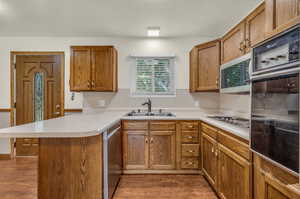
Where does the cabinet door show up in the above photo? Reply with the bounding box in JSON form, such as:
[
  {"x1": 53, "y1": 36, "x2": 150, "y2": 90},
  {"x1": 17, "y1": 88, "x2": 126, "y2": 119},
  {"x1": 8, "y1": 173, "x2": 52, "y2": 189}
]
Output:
[
  {"x1": 264, "y1": 173, "x2": 293, "y2": 199},
  {"x1": 189, "y1": 47, "x2": 198, "y2": 92},
  {"x1": 123, "y1": 131, "x2": 149, "y2": 170},
  {"x1": 92, "y1": 47, "x2": 117, "y2": 91},
  {"x1": 266, "y1": 0, "x2": 300, "y2": 34},
  {"x1": 70, "y1": 47, "x2": 92, "y2": 91},
  {"x1": 149, "y1": 131, "x2": 176, "y2": 170},
  {"x1": 221, "y1": 22, "x2": 246, "y2": 64},
  {"x1": 196, "y1": 40, "x2": 220, "y2": 91},
  {"x1": 201, "y1": 133, "x2": 218, "y2": 190},
  {"x1": 218, "y1": 144, "x2": 251, "y2": 199},
  {"x1": 245, "y1": 3, "x2": 266, "y2": 52}
]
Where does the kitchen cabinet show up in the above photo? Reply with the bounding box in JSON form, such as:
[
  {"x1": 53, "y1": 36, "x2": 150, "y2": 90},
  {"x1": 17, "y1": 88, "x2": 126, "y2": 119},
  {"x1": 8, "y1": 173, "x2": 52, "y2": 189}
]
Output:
[
  {"x1": 253, "y1": 154, "x2": 299, "y2": 199},
  {"x1": 218, "y1": 144, "x2": 251, "y2": 199},
  {"x1": 123, "y1": 120, "x2": 201, "y2": 173},
  {"x1": 177, "y1": 121, "x2": 201, "y2": 170},
  {"x1": 245, "y1": 2, "x2": 266, "y2": 52},
  {"x1": 201, "y1": 123, "x2": 252, "y2": 198},
  {"x1": 123, "y1": 130, "x2": 149, "y2": 170},
  {"x1": 149, "y1": 130, "x2": 176, "y2": 170},
  {"x1": 221, "y1": 2, "x2": 266, "y2": 63},
  {"x1": 265, "y1": 0, "x2": 300, "y2": 37},
  {"x1": 189, "y1": 40, "x2": 220, "y2": 92},
  {"x1": 70, "y1": 46, "x2": 118, "y2": 92},
  {"x1": 202, "y1": 133, "x2": 218, "y2": 190},
  {"x1": 221, "y1": 22, "x2": 246, "y2": 64},
  {"x1": 123, "y1": 121, "x2": 177, "y2": 172}
]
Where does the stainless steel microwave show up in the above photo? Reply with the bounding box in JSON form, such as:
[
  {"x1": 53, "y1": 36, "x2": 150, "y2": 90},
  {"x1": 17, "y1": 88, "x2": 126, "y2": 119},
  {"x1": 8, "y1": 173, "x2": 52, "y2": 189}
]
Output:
[{"x1": 220, "y1": 53, "x2": 251, "y2": 93}]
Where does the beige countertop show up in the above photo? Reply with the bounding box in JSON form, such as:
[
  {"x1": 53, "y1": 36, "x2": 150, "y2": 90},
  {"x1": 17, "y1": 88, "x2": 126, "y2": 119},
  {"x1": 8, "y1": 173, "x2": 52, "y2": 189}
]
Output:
[{"x1": 0, "y1": 110, "x2": 250, "y2": 140}]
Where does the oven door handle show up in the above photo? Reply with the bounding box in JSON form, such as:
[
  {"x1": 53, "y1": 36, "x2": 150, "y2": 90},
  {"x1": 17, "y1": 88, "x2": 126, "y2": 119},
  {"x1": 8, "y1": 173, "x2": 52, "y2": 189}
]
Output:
[
  {"x1": 275, "y1": 127, "x2": 299, "y2": 135},
  {"x1": 250, "y1": 67, "x2": 300, "y2": 81}
]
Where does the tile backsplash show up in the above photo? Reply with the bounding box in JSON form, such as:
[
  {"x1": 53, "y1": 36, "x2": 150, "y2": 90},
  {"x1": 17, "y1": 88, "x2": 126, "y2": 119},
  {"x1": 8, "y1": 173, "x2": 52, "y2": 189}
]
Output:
[{"x1": 83, "y1": 89, "x2": 251, "y2": 117}]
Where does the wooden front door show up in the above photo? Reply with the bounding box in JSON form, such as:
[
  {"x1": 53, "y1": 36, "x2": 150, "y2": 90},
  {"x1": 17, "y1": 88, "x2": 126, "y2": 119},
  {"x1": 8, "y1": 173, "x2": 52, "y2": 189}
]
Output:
[{"x1": 15, "y1": 55, "x2": 63, "y2": 156}]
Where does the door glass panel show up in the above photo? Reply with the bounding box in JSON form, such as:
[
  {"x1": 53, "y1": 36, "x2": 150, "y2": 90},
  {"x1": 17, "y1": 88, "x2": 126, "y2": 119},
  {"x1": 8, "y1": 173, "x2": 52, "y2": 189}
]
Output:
[
  {"x1": 251, "y1": 74, "x2": 299, "y2": 173},
  {"x1": 34, "y1": 72, "x2": 44, "y2": 121}
]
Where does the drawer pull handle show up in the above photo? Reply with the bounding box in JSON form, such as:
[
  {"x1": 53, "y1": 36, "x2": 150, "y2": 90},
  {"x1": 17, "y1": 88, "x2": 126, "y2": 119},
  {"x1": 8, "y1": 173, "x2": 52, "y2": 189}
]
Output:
[
  {"x1": 188, "y1": 125, "x2": 194, "y2": 128},
  {"x1": 186, "y1": 136, "x2": 194, "y2": 139},
  {"x1": 185, "y1": 162, "x2": 194, "y2": 165},
  {"x1": 22, "y1": 144, "x2": 31, "y2": 147},
  {"x1": 212, "y1": 147, "x2": 214, "y2": 153},
  {"x1": 187, "y1": 150, "x2": 195, "y2": 153}
]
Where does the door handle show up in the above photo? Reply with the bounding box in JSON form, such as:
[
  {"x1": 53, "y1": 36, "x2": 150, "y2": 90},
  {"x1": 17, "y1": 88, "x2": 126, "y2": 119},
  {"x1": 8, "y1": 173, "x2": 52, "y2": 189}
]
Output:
[{"x1": 54, "y1": 112, "x2": 60, "y2": 115}]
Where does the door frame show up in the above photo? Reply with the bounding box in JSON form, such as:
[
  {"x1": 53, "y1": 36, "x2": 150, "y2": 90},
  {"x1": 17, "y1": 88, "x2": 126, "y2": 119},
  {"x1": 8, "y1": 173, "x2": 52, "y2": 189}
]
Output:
[{"x1": 9, "y1": 51, "x2": 65, "y2": 156}]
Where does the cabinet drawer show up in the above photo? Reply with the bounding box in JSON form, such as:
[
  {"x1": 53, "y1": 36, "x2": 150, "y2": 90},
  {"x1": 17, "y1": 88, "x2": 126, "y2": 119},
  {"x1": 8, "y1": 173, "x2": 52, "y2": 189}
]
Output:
[
  {"x1": 181, "y1": 158, "x2": 199, "y2": 169},
  {"x1": 181, "y1": 144, "x2": 200, "y2": 157},
  {"x1": 123, "y1": 121, "x2": 148, "y2": 130},
  {"x1": 150, "y1": 121, "x2": 176, "y2": 131},
  {"x1": 202, "y1": 123, "x2": 218, "y2": 139},
  {"x1": 181, "y1": 131, "x2": 199, "y2": 143},
  {"x1": 218, "y1": 131, "x2": 250, "y2": 160},
  {"x1": 181, "y1": 122, "x2": 199, "y2": 130}
]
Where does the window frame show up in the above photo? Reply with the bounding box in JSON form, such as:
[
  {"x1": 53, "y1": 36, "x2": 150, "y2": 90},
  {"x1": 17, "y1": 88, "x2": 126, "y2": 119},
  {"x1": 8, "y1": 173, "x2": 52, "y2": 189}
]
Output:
[{"x1": 130, "y1": 56, "x2": 176, "y2": 97}]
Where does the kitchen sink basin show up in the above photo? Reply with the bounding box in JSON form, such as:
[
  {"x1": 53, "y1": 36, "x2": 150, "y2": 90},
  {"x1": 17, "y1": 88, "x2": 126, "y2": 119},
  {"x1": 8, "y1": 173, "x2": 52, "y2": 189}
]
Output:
[{"x1": 126, "y1": 110, "x2": 176, "y2": 117}]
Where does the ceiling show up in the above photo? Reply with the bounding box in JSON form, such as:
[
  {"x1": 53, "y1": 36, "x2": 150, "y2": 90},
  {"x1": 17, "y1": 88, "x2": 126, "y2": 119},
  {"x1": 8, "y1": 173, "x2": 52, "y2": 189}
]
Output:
[{"x1": 0, "y1": 0, "x2": 263, "y2": 37}]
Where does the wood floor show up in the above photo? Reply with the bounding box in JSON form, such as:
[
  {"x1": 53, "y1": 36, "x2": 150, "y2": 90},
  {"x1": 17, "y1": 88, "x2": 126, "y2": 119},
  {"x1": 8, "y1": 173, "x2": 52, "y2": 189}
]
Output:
[{"x1": 0, "y1": 158, "x2": 217, "y2": 199}]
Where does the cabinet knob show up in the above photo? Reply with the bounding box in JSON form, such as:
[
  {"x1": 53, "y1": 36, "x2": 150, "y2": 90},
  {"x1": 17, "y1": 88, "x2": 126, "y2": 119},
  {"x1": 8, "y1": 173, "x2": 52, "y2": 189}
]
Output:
[
  {"x1": 91, "y1": 80, "x2": 95, "y2": 88},
  {"x1": 212, "y1": 147, "x2": 214, "y2": 153},
  {"x1": 150, "y1": 138, "x2": 154, "y2": 144},
  {"x1": 87, "y1": 81, "x2": 91, "y2": 88},
  {"x1": 145, "y1": 138, "x2": 148, "y2": 144},
  {"x1": 187, "y1": 150, "x2": 195, "y2": 153},
  {"x1": 185, "y1": 162, "x2": 194, "y2": 165}
]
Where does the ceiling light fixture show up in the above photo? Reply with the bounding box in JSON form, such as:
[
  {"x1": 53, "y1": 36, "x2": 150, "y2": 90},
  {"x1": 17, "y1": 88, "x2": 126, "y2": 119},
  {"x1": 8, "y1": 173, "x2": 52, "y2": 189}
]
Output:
[{"x1": 147, "y1": 27, "x2": 160, "y2": 37}]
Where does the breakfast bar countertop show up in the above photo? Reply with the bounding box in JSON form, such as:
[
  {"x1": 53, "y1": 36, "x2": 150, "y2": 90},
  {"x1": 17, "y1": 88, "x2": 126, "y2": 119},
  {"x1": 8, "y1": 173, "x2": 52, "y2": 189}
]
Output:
[{"x1": 0, "y1": 110, "x2": 250, "y2": 140}]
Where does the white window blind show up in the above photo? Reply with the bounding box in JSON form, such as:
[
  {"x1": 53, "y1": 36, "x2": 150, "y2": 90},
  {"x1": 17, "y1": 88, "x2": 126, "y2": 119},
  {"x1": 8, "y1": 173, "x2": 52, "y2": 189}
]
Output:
[{"x1": 132, "y1": 57, "x2": 175, "y2": 96}]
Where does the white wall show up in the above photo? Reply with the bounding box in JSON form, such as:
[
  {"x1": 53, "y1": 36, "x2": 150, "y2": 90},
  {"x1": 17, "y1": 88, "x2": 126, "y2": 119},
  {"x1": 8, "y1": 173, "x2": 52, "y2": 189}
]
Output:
[{"x1": 0, "y1": 36, "x2": 214, "y2": 109}]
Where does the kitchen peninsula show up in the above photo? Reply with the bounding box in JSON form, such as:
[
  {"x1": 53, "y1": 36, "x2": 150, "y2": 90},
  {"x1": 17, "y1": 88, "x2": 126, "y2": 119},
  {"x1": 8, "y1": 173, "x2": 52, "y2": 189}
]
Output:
[{"x1": 0, "y1": 110, "x2": 250, "y2": 199}]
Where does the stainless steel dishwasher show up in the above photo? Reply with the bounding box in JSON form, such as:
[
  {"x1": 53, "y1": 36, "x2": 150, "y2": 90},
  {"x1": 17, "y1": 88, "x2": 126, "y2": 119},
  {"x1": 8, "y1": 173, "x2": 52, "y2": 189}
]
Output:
[{"x1": 103, "y1": 123, "x2": 122, "y2": 199}]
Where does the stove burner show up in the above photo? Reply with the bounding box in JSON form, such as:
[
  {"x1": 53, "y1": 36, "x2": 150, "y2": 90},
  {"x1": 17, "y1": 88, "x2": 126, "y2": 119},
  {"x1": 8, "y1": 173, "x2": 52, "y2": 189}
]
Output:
[{"x1": 208, "y1": 115, "x2": 250, "y2": 128}]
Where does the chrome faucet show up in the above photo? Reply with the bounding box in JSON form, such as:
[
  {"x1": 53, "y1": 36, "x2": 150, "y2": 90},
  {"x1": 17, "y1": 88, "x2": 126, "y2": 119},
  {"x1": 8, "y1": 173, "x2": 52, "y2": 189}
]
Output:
[{"x1": 142, "y1": 98, "x2": 152, "y2": 113}]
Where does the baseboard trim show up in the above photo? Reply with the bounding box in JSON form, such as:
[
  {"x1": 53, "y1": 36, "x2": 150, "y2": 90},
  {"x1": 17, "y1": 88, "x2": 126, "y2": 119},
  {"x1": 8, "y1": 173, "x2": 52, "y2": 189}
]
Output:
[
  {"x1": 0, "y1": 154, "x2": 11, "y2": 160},
  {"x1": 123, "y1": 169, "x2": 202, "y2": 174}
]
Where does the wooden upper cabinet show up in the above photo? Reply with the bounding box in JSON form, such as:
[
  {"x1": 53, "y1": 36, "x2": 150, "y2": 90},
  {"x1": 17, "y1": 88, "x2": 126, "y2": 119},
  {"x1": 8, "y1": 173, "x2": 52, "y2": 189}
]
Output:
[
  {"x1": 245, "y1": 2, "x2": 266, "y2": 52},
  {"x1": 70, "y1": 47, "x2": 92, "y2": 91},
  {"x1": 149, "y1": 131, "x2": 176, "y2": 170},
  {"x1": 190, "y1": 39, "x2": 220, "y2": 92},
  {"x1": 218, "y1": 144, "x2": 251, "y2": 199},
  {"x1": 266, "y1": 0, "x2": 300, "y2": 37},
  {"x1": 221, "y1": 22, "x2": 246, "y2": 64},
  {"x1": 70, "y1": 46, "x2": 118, "y2": 92}
]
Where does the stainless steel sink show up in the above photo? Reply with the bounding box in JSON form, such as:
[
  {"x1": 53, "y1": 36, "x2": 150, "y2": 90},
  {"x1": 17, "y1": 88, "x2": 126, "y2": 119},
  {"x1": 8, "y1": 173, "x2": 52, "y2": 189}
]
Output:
[{"x1": 126, "y1": 110, "x2": 175, "y2": 117}]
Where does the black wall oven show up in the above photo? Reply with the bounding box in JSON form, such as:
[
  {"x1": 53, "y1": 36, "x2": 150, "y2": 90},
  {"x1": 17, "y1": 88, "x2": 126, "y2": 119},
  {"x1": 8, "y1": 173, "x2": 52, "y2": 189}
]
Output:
[{"x1": 251, "y1": 25, "x2": 300, "y2": 174}]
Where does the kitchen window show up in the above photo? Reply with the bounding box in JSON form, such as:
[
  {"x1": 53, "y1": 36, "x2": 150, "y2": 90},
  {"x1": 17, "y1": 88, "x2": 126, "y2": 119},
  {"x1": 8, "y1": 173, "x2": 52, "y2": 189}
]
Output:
[{"x1": 131, "y1": 57, "x2": 175, "y2": 96}]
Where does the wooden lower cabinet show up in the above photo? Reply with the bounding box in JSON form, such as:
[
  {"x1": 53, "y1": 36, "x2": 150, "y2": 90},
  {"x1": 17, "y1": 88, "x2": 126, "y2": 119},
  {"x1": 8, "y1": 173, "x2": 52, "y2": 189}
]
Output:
[
  {"x1": 149, "y1": 131, "x2": 176, "y2": 170},
  {"x1": 218, "y1": 144, "x2": 251, "y2": 199},
  {"x1": 253, "y1": 154, "x2": 299, "y2": 199},
  {"x1": 201, "y1": 133, "x2": 218, "y2": 189},
  {"x1": 123, "y1": 120, "x2": 200, "y2": 173},
  {"x1": 201, "y1": 123, "x2": 252, "y2": 199},
  {"x1": 123, "y1": 130, "x2": 149, "y2": 170}
]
